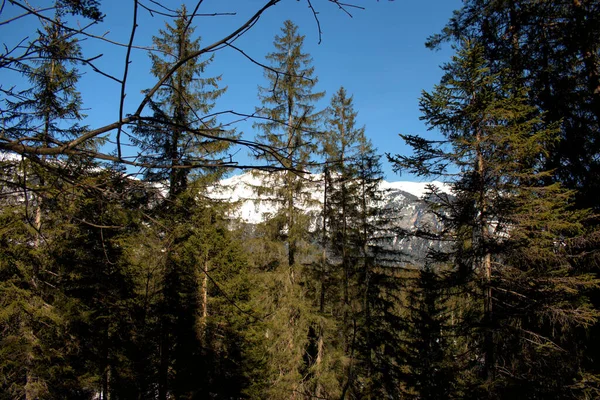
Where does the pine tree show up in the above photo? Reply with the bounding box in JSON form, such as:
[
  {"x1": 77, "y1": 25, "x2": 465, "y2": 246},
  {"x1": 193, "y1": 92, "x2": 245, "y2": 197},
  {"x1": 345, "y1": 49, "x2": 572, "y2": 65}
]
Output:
[
  {"x1": 352, "y1": 135, "x2": 406, "y2": 399},
  {"x1": 253, "y1": 19, "x2": 325, "y2": 269},
  {"x1": 0, "y1": 11, "x2": 98, "y2": 399},
  {"x1": 401, "y1": 264, "x2": 459, "y2": 399},
  {"x1": 391, "y1": 39, "x2": 599, "y2": 397},
  {"x1": 427, "y1": 0, "x2": 600, "y2": 212},
  {"x1": 320, "y1": 87, "x2": 367, "y2": 397},
  {"x1": 243, "y1": 21, "x2": 327, "y2": 397},
  {"x1": 51, "y1": 170, "x2": 148, "y2": 399},
  {"x1": 133, "y1": 4, "x2": 231, "y2": 197},
  {"x1": 428, "y1": 2, "x2": 600, "y2": 391},
  {"x1": 309, "y1": 87, "x2": 366, "y2": 398},
  {"x1": 317, "y1": 87, "x2": 407, "y2": 398},
  {"x1": 130, "y1": 7, "x2": 236, "y2": 398}
]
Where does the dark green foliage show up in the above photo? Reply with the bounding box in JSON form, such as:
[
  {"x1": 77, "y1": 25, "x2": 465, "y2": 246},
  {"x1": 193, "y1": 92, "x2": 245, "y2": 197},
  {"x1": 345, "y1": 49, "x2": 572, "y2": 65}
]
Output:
[
  {"x1": 50, "y1": 171, "x2": 147, "y2": 399},
  {"x1": 0, "y1": 161, "x2": 145, "y2": 399},
  {"x1": 240, "y1": 22, "x2": 329, "y2": 397},
  {"x1": 0, "y1": 12, "x2": 103, "y2": 398},
  {"x1": 2, "y1": 16, "x2": 85, "y2": 149},
  {"x1": 427, "y1": 0, "x2": 600, "y2": 212},
  {"x1": 3, "y1": 2, "x2": 599, "y2": 398},
  {"x1": 255, "y1": 20, "x2": 325, "y2": 171},
  {"x1": 391, "y1": 38, "x2": 599, "y2": 398},
  {"x1": 132, "y1": 5, "x2": 232, "y2": 196},
  {"x1": 400, "y1": 265, "x2": 458, "y2": 399},
  {"x1": 253, "y1": 19, "x2": 325, "y2": 268},
  {"x1": 316, "y1": 87, "x2": 410, "y2": 399}
]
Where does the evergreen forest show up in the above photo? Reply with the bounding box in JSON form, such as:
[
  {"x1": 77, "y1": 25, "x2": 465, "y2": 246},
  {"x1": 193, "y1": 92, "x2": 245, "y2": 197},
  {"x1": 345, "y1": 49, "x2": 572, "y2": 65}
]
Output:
[{"x1": 1, "y1": 1, "x2": 600, "y2": 399}]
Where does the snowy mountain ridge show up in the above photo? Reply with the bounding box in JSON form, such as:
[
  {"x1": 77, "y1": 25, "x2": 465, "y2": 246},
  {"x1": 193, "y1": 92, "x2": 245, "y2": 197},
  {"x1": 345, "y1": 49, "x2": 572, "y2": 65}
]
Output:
[{"x1": 208, "y1": 171, "x2": 450, "y2": 226}]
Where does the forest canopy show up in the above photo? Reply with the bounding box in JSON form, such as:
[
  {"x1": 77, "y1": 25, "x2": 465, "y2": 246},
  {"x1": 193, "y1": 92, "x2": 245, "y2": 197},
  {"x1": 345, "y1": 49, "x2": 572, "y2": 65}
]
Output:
[{"x1": 1, "y1": 0, "x2": 599, "y2": 399}]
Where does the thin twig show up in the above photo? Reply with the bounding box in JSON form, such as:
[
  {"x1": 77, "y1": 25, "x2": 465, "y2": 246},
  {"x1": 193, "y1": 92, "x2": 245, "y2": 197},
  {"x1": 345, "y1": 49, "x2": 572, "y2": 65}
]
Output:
[
  {"x1": 117, "y1": 0, "x2": 139, "y2": 160},
  {"x1": 134, "y1": 0, "x2": 282, "y2": 117},
  {"x1": 306, "y1": 0, "x2": 323, "y2": 44}
]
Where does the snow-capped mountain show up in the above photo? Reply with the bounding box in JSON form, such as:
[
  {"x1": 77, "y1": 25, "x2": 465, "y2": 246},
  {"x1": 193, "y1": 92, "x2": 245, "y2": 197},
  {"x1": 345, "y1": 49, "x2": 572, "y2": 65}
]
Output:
[
  {"x1": 209, "y1": 171, "x2": 449, "y2": 225},
  {"x1": 208, "y1": 172, "x2": 450, "y2": 260}
]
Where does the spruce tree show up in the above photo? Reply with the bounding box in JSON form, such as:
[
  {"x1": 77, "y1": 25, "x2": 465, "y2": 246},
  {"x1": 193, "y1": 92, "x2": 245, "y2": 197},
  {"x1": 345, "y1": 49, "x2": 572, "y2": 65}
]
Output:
[
  {"x1": 0, "y1": 11, "x2": 97, "y2": 399},
  {"x1": 428, "y1": 2, "x2": 600, "y2": 389},
  {"x1": 391, "y1": 39, "x2": 599, "y2": 397},
  {"x1": 244, "y1": 21, "x2": 326, "y2": 397},
  {"x1": 131, "y1": 6, "x2": 235, "y2": 398},
  {"x1": 317, "y1": 87, "x2": 406, "y2": 399},
  {"x1": 352, "y1": 135, "x2": 406, "y2": 399},
  {"x1": 320, "y1": 87, "x2": 367, "y2": 397},
  {"x1": 311, "y1": 87, "x2": 366, "y2": 398},
  {"x1": 427, "y1": 0, "x2": 600, "y2": 212},
  {"x1": 51, "y1": 170, "x2": 148, "y2": 399},
  {"x1": 253, "y1": 19, "x2": 325, "y2": 269},
  {"x1": 401, "y1": 264, "x2": 459, "y2": 399},
  {"x1": 133, "y1": 4, "x2": 231, "y2": 196}
]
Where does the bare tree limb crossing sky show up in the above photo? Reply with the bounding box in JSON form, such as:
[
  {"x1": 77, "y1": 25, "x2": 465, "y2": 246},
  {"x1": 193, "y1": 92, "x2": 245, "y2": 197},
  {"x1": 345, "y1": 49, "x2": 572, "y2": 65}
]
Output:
[{"x1": 0, "y1": 0, "x2": 460, "y2": 180}]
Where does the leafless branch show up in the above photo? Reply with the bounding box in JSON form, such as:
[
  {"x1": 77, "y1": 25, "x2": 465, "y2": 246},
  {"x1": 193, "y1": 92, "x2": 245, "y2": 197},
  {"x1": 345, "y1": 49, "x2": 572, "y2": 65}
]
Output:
[
  {"x1": 147, "y1": 0, "x2": 176, "y2": 14},
  {"x1": 72, "y1": 216, "x2": 124, "y2": 229},
  {"x1": 184, "y1": 0, "x2": 204, "y2": 35},
  {"x1": 306, "y1": 0, "x2": 323, "y2": 44},
  {"x1": 2, "y1": 0, "x2": 372, "y2": 178},
  {"x1": 117, "y1": 0, "x2": 139, "y2": 160},
  {"x1": 225, "y1": 42, "x2": 288, "y2": 79},
  {"x1": 139, "y1": 0, "x2": 235, "y2": 19},
  {"x1": 74, "y1": 55, "x2": 123, "y2": 83},
  {"x1": 9, "y1": 0, "x2": 163, "y2": 53},
  {"x1": 0, "y1": 6, "x2": 54, "y2": 25},
  {"x1": 135, "y1": 0, "x2": 282, "y2": 117}
]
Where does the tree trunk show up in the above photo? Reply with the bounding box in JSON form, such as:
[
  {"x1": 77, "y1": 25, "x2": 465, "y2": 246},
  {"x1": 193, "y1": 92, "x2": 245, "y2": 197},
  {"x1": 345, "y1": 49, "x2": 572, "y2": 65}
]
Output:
[
  {"x1": 476, "y1": 128, "x2": 494, "y2": 382},
  {"x1": 315, "y1": 324, "x2": 324, "y2": 398},
  {"x1": 200, "y1": 258, "x2": 209, "y2": 337},
  {"x1": 158, "y1": 329, "x2": 169, "y2": 400},
  {"x1": 287, "y1": 109, "x2": 296, "y2": 271}
]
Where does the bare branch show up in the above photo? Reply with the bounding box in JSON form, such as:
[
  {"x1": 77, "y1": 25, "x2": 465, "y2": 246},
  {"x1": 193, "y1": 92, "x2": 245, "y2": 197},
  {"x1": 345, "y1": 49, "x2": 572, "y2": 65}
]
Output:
[
  {"x1": 139, "y1": 1, "x2": 235, "y2": 19},
  {"x1": 306, "y1": 0, "x2": 323, "y2": 44},
  {"x1": 134, "y1": 0, "x2": 282, "y2": 117},
  {"x1": 0, "y1": 6, "x2": 54, "y2": 25},
  {"x1": 9, "y1": 0, "x2": 163, "y2": 53},
  {"x1": 117, "y1": 0, "x2": 139, "y2": 160},
  {"x1": 184, "y1": 0, "x2": 204, "y2": 35}
]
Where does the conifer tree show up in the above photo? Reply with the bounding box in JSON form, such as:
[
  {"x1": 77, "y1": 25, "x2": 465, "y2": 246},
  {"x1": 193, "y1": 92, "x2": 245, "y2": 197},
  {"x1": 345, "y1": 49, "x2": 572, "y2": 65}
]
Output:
[
  {"x1": 429, "y1": 2, "x2": 600, "y2": 389},
  {"x1": 311, "y1": 87, "x2": 365, "y2": 398},
  {"x1": 253, "y1": 19, "x2": 325, "y2": 269},
  {"x1": 126, "y1": 190, "x2": 256, "y2": 398},
  {"x1": 401, "y1": 264, "x2": 459, "y2": 399},
  {"x1": 317, "y1": 87, "x2": 406, "y2": 398},
  {"x1": 0, "y1": 11, "x2": 96, "y2": 398},
  {"x1": 51, "y1": 171, "x2": 148, "y2": 399},
  {"x1": 245, "y1": 21, "x2": 326, "y2": 397},
  {"x1": 131, "y1": 6, "x2": 235, "y2": 398},
  {"x1": 320, "y1": 87, "x2": 367, "y2": 396},
  {"x1": 391, "y1": 39, "x2": 599, "y2": 397},
  {"x1": 427, "y1": 0, "x2": 600, "y2": 212},
  {"x1": 133, "y1": 4, "x2": 230, "y2": 196},
  {"x1": 351, "y1": 135, "x2": 406, "y2": 399}
]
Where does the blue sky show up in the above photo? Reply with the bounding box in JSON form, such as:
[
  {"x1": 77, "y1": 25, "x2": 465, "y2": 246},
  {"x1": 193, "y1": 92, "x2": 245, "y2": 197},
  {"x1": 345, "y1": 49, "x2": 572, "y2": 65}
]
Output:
[{"x1": 3, "y1": 0, "x2": 462, "y2": 180}]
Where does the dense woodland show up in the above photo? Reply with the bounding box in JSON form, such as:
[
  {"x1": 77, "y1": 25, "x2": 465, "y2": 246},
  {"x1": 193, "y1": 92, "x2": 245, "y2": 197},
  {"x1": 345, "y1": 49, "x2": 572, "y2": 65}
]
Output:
[{"x1": 1, "y1": 0, "x2": 600, "y2": 399}]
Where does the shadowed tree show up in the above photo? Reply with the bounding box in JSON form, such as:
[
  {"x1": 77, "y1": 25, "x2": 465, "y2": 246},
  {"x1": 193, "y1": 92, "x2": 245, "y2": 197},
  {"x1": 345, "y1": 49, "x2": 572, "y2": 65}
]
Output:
[{"x1": 391, "y1": 39, "x2": 599, "y2": 398}]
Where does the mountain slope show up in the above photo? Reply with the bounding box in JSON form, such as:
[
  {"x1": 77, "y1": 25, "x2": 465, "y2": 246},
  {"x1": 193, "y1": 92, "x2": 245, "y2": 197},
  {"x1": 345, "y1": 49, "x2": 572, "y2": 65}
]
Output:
[{"x1": 208, "y1": 172, "x2": 449, "y2": 261}]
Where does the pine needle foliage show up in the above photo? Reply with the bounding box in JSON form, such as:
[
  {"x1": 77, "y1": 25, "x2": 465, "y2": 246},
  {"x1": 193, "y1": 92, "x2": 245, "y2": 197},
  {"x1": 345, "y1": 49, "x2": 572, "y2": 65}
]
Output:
[
  {"x1": 132, "y1": 5, "x2": 232, "y2": 196},
  {"x1": 391, "y1": 39, "x2": 599, "y2": 398},
  {"x1": 253, "y1": 20, "x2": 325, "y2": 268}
]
